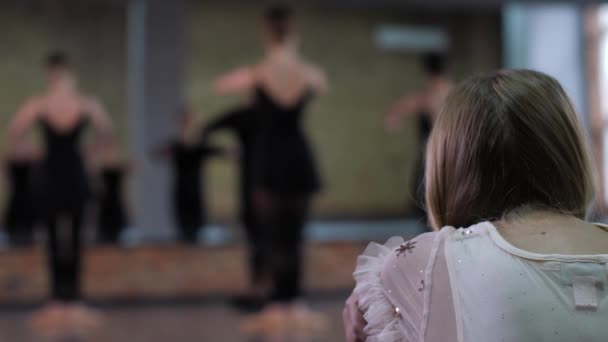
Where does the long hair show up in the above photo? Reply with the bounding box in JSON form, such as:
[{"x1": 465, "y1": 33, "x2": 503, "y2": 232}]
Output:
[{"x1": 425, "y1": 69, "x2": 595, "y2": 229}]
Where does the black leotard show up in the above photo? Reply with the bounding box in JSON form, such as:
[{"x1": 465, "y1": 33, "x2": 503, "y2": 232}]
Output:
[
  {"x1": 251, "y1": 85, "x2": 322, "y2": 303},
  {"x1": 39, "y1": 118, "x2": 90, "y2": 215},
  {"x1": 39, "y1": 116, "x2": 89, "y2": 302},
  {"x1": 252, "y1": 86, "x2": 321, "y2": 195}
]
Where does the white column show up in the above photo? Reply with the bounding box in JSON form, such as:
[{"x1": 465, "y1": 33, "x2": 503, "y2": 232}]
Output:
[
  {"x1": 127, "y1": 0, "x2": 186, "y2": 241},
  {"x1": 503, "y1": 3, "x2": 588, "y2": 129}
]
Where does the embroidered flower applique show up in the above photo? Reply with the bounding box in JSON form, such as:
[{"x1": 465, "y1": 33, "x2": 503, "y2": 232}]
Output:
[{"x1": 395, "y1": 240, "x2": 417, "y2": 257}]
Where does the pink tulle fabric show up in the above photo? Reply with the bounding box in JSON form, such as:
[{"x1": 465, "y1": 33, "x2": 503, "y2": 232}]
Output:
[{"x1": 353, "y1": 222, "x2": 608, "y2": 342}]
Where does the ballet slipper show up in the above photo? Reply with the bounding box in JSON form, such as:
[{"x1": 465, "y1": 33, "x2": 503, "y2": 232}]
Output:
[
  {"x1": 28, "y1": 302, "x2": 69, "y2": 337},
  {"x1": 29, "y1": 303, "x2": 66, "y2": 328},
  {"x1": 240, "y1": 304, "x2": 289, "y2": 336},
  {"x1": 287, "y1": 302, "x2": 330, "y2": 334},
  {"x1": 65, "y1": 303, "x2": 104, "y2": 331}
]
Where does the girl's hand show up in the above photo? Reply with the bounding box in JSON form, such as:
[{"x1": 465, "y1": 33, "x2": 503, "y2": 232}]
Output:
[{"x1": 343, "y1": 291, "x2": 367, "y2": 342}]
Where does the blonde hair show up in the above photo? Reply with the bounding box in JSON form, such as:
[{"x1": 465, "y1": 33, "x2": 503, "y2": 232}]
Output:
[{"x1": 425, "y1": 69, "x2": 595, "y2": 229}]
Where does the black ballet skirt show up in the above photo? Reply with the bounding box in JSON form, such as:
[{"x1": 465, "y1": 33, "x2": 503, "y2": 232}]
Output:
[
  {"x1": 170, "y1": 140, "x2": 222, "y2": 230},
  {"x1": 252, "y1": 86, "x2": 322, "y2": 195},
  {"x1": 3, "y1": 160, "x2": 37, "y2": 234},
  {"x1": 38, "y1": 118, "x2": 90, "y2": 217},
  {"x1": 97, "y1": 167, "x2": 128, "y2": 242}
]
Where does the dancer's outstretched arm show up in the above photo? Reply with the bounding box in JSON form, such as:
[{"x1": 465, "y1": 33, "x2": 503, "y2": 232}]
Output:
[
  {"x1": 384, "y1": 92, "x2": 424, "y2": 132},
  {"x1": 212, "y1": 66, "x2": 257, "y2": 96}
]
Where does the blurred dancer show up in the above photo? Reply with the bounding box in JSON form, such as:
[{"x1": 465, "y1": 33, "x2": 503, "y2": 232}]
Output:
[
  {"x1": 384, "y1": 53, "x2": 452, "y2": 223},
  {"x1": 213, "y1": 6, "x2": 328, "y2": 334},
  {"x1": 157, "y1": 107, "x2": 223, "y2": 244},
  {"x1": 203, "y1": 106, "x2": 264, "y2": 311},
  {"x1": 8, "y1": 52, "x2": 113, "y2": 329},
  {"x1": 93, "y1": 140, "x2": 130, "y2": 244},
  {"x1": 2, "y1": 139, "x2": 41, "y2": 246}
]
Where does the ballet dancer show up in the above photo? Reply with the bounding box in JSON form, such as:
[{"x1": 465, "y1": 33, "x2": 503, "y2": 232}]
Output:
[
  {"x1": 213, "y1": 6, "x2": 328, "y2": 334},
  {"x1": 384, "y1": 53, "x2": 452, "y2": 223},
  {"x1": 156, "y1": 106, "x2": 223, "y2": 244},
  {"x1": 8, "y1": 51, "x2": 113, "y2": 330}
]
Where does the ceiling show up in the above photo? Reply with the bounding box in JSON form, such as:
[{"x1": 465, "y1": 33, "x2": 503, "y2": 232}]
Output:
[{"x1": 1, "y1": 0, "x2": 602, "y2": 12}]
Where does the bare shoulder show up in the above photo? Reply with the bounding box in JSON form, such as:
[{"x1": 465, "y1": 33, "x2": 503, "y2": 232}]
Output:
[
  {"x1": 14, "y1": 95, "x2": 46, "y2": 117},
  {"x1": 79, "y1": 95, "x2": 113, "y2": 132},
  {"x1": 22, "y1": 95, "x2": 45, "y2": 108},
  {"x1": 250, "y1": 61, "x2": 264, "y2": 73},
  {"x1": 250, "y1": 62, "x2": 266, "y2": 81},
  {"x1": 497, "y1": 215, "x2": 608, "y2": 255},
  {"x1": 553, "y1": 221, "x2": 608, "y2": 254},
  {"x1": 301, "y1": 61, "x2": 327, "y2": 92}
]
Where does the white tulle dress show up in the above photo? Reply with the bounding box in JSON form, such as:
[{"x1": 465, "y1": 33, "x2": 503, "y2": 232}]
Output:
[{"x1": 353, "y1": 221, "x2": 608, "y2": 342}]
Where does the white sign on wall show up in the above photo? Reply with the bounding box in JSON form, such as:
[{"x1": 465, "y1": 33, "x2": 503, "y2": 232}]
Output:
[{"x1": 374, "y1": 24, "x2": 448, "y2": 52}]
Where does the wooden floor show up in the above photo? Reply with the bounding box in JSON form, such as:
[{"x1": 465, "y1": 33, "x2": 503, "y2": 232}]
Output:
[
  {"x1": 0, "y1": 221, "x2": 425, "y2": 341},
  {"x1": 0, "y1": 298, "x2": 347, "y2": 342},
  {"x1": 0, "y1": 219, "x2": 426, "y2": 303},
  {"x1": 0, "y1": 242, "x2": 366, "y2": 303},
  {"x1": 0, "y1": 242, "x2": 364, "y2": 341}
]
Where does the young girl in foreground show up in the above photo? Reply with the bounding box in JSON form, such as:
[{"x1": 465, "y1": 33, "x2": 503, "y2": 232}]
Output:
[{"x1": 344, "y1": 70, "x2": 608, "y2": 341}]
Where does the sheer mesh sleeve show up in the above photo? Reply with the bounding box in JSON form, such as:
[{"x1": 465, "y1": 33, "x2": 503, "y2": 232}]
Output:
[{"x1": 353, "y1": 232, "x2": 442, "y2": 342}]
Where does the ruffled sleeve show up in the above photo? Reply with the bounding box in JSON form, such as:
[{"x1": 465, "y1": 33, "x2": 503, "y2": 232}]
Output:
[
  {"x1": 353, "y1": 236, "x2": 407, "y2": 342},
  {"x1": 353, "y1": 232, "x2": 441, "y2": 342}
]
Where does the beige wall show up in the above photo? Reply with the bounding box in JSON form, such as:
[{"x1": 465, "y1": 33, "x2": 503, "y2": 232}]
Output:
[
  {"x1": 0, "y1": 2, "x2": 501, "y2": 221},
  {"x1": 189, "y1": 3, "x2": 502, "y2": 219},
  {"x1": 0, "y1": 3, "x2": 128, "y2": 148}
]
